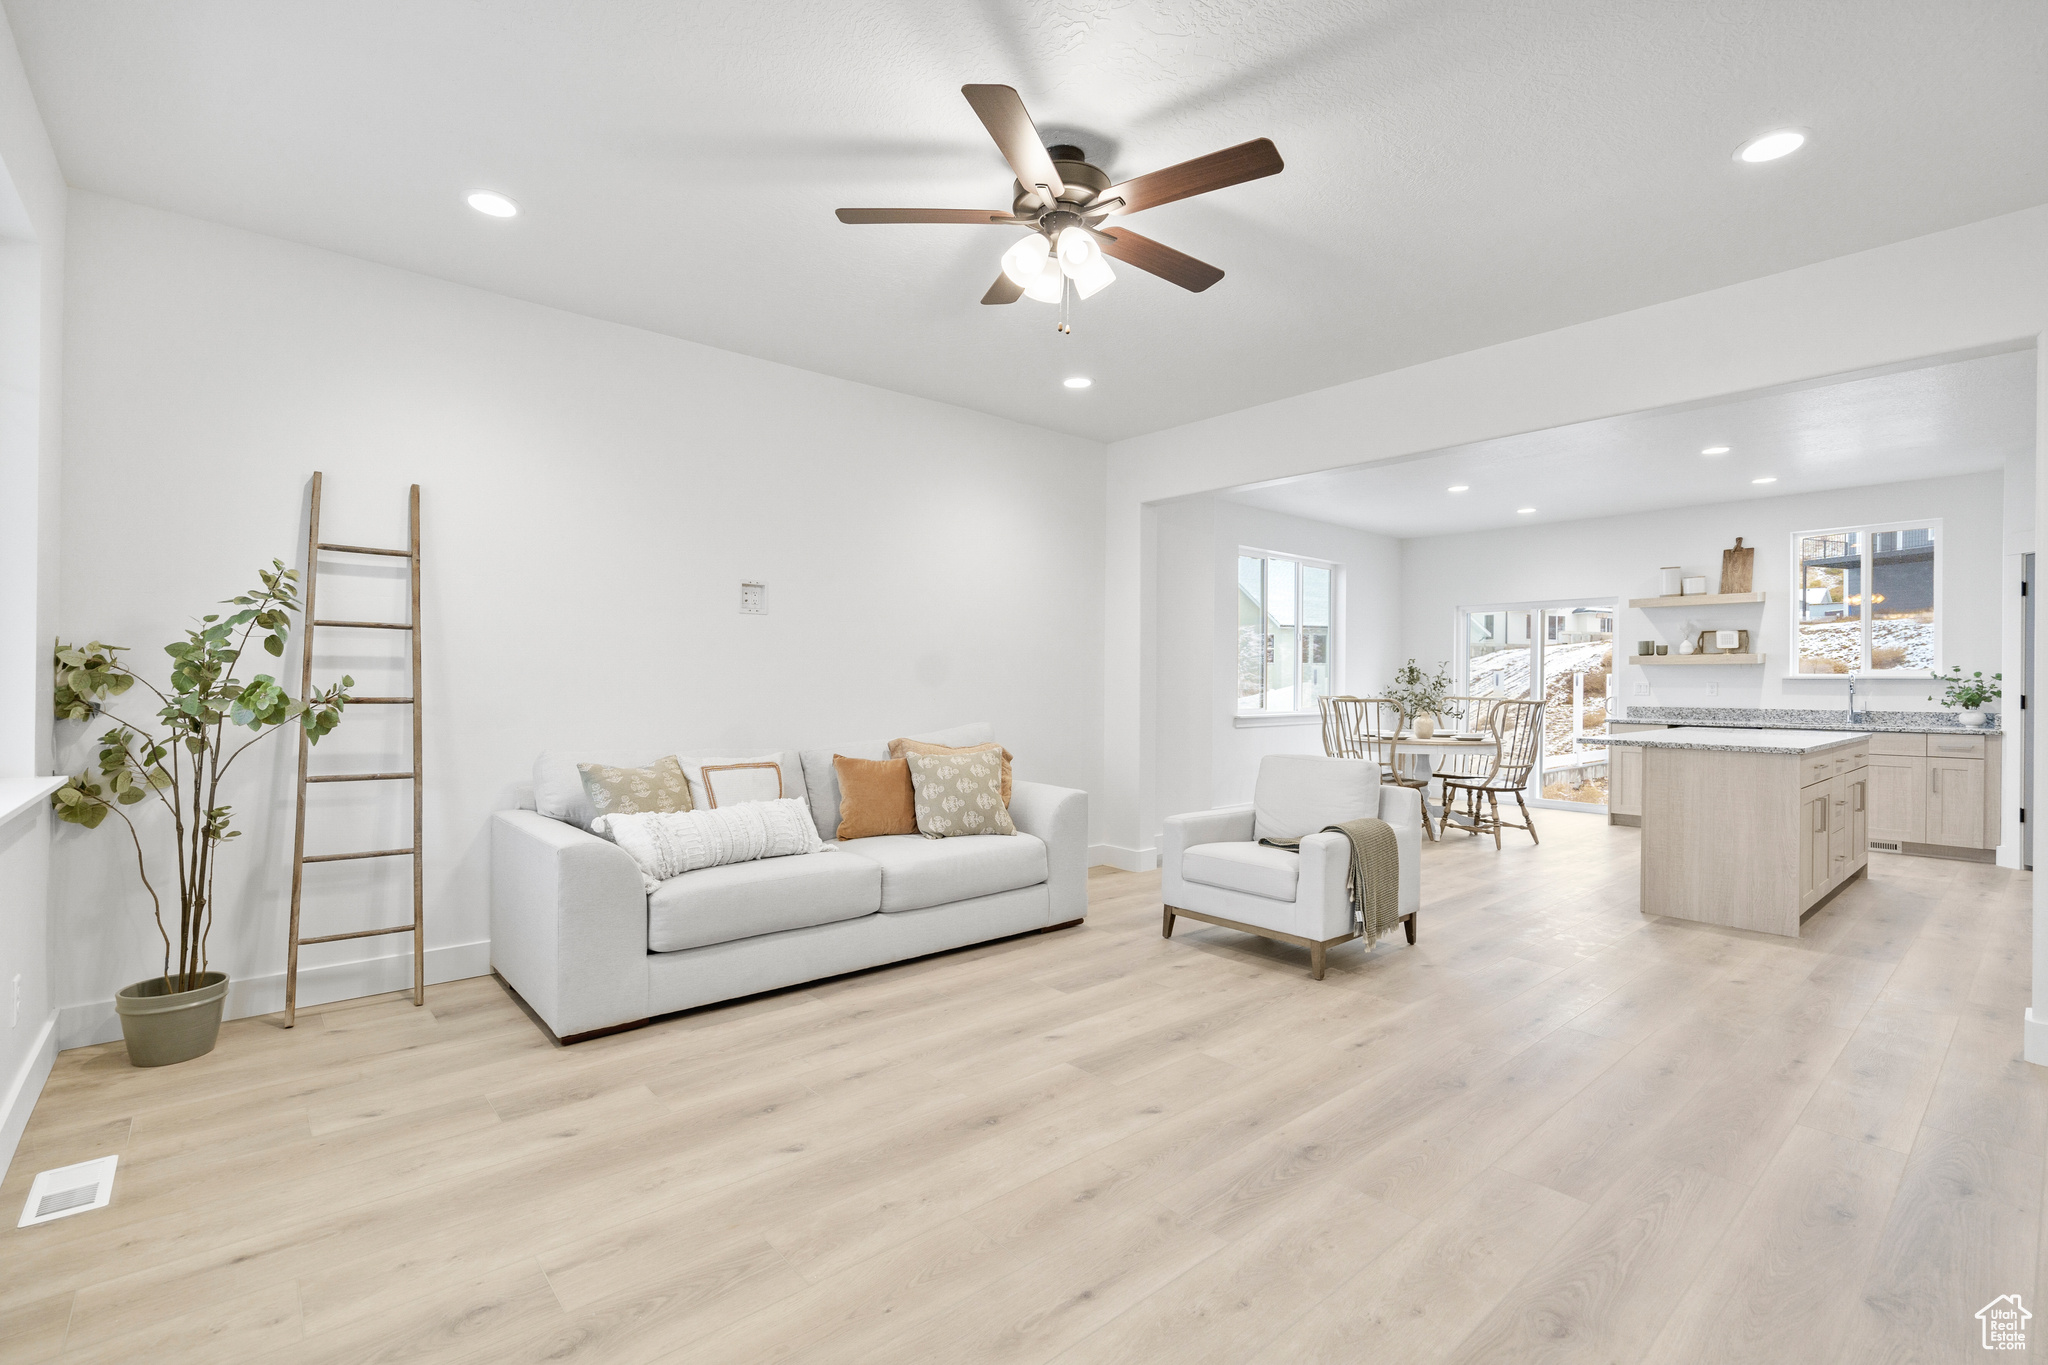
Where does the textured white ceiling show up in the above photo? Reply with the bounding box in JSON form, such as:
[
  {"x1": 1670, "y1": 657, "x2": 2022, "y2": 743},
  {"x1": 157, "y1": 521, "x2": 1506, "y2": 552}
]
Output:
[
  {"x1": 1221, "y1": 349, "x2": 2036, "y2": 537},
  {"x1": 8, "y1": 1, "x2": 2046, "y2": 440}
]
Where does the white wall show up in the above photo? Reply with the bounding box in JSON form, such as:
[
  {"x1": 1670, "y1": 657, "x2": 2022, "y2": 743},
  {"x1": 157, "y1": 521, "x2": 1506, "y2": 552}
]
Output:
[
  {"x1": 0, "y1": 5, "x2": 66, "y2": 1177},
  {"x1": 1150, "y1": 495, "x2": 1399, "y2": 834},
  {"x1": 1399, "y1": 471, "x2": 2005, "y2": 711},
  {"x1": 53, "y1": 191, "x2": 1107, "y2": 1046}
]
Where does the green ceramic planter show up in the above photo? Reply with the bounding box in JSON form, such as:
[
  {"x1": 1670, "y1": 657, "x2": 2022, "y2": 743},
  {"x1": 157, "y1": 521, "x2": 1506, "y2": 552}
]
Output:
[{"x1": 114, "y1": 971, "x2": 228, "y2": 1067}]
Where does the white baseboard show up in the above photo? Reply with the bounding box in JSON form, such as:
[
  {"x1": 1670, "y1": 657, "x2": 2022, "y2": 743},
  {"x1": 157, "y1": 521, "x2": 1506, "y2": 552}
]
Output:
[
  {"x1": 1090, "y1": 843, "x2": 1157, "y2": 873},
  {"x1": 2026, "y1": 1008, "x2": 2048, "y2": 1068},
  {"x1": 56, "y1": 940, "x2": 492, "y2": 1052},
  {"x1": 1, "y1": 1012, "x2": 57, "y2": 1180}
]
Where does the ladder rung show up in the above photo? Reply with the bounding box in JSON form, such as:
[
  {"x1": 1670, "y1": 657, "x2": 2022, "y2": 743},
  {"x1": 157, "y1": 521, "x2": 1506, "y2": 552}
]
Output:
[
  {"x1": 298, "y1": 924, "x2": 417, "y2": 945},
  {"x1": 305, "y1": 772, "x2": 416, "y2": 783},
  {"x1": 314, "y1": 619, "x2": 413, "y2": 630},
  {"x1": 303, "y1": 846, "x2": 416, "y2": 863},
  {"x1": 349, "y1": 697, "x2": 415, "y2": 705},
  {"x1": 317, "y1": 542, "x2": 411, "y2": 558}
]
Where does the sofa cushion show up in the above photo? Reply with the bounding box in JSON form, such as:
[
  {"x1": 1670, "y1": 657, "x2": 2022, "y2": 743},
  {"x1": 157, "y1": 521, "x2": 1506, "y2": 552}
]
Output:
[
  {"x1": 1178, "y1": 842, "x2": 1299, "y2": 902},
  {"x1": 536, "y1": 748, "x2": 664, "y2": 829},
  {"x1": 1252, "y1": 754, "x2": 1384, "y2": 844},
  {"x1": 677, "y1": 752, "x2": 804, "y2": 810},
  {"x1": 647, "y1": 850, "x2": 880, "y2": 953},
  {"x1": 832, "y1": 755, "x2": 918, "y2": 840},
  {"x1": 798, "y1": 722, "x2": 994, "y2": 849},
  {"x1": 834, "y1": 831, "x2": 1046, "y2": 912}
]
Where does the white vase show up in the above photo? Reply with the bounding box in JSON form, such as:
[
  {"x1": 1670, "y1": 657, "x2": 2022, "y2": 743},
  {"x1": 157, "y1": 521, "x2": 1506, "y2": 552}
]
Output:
[
  {"x1": 1413, "y1": 714, "x2": 1436, "y2": 739},
  {"x1": 1958, "y1": 708, "x2": 1990, "y2": 728}
]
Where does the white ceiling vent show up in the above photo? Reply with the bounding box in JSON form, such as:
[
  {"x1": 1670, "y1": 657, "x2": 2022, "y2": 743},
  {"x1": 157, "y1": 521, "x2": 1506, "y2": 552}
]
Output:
[{"x1": 18, "y1": 1154, "x2": 118, "y2": 1227}]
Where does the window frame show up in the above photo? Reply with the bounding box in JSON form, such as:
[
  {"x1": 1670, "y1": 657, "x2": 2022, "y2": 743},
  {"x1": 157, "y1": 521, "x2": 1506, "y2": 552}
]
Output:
[
  {"x1": 1234, "y1": 547, "x2": 1340, "y2": 720},
  {"x1": 1790, "y1": 517, "x2": 1942, "y2": 678}
]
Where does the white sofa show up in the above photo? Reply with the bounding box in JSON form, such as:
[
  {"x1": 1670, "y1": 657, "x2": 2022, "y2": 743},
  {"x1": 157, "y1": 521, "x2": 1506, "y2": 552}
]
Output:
[
  {"x1": 1160, "y1": 755, "x2": 1422, "y2": 978},
  {"x1": 491, "y1": 723, "x2": 1088, "y2": 1041}
]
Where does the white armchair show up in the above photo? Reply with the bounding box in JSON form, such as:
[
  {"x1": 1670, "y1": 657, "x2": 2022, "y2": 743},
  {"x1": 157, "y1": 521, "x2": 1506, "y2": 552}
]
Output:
[{"x1": 1160, "y1": 755, "x2": 1422, "y2": 978}]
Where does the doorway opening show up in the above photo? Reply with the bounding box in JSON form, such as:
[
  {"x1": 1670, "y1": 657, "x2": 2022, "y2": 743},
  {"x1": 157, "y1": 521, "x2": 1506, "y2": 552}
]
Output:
[{"x1": 1460, "y1": 601, "x2": 1616, "y2": 810}]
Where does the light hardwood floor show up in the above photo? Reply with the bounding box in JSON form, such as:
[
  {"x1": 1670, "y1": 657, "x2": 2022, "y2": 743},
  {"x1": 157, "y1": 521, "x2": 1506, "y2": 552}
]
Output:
[{"x1": 2, "y1": 812, "x2": 2041, "y2": 1364}]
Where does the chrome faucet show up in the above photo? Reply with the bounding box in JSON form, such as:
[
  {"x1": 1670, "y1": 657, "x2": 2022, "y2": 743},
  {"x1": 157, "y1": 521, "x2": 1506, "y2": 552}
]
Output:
[{"x1": 1847, "y1": 668, "x2": 1860, "y2": 724}]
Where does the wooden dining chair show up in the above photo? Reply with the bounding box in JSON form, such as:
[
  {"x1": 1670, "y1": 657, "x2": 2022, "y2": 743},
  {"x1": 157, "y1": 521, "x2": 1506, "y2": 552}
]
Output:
[
  {"x1": 1319, "y1": 696, "x2": 1436, "y2": 837},
  {"x1": 1440, "y1": 696, "x2": 1545, "y2": 848}
]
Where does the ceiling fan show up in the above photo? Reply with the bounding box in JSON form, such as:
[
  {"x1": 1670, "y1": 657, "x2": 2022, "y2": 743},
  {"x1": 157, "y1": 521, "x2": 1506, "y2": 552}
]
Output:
[{"x1": 836, "y1": 84, "x2": 1283, "y2": 333}]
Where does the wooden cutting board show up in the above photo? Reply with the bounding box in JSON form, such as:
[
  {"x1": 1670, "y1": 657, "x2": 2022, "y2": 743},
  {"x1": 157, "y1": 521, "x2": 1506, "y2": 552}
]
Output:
[{"x1": 1720, "y1": 537, "x2": 1754, "y2": 594}]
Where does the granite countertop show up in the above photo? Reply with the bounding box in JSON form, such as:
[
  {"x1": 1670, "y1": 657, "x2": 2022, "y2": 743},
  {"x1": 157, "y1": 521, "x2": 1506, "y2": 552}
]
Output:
[
  {"x1": 1614, "y1": 706, "x2": 2000, "y2": 735},
  {"x1": 1597, "y1": 727, "x2": 1870, "y2": 755}
]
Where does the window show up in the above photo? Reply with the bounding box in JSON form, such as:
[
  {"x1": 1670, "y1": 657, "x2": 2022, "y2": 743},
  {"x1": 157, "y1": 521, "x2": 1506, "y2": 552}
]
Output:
[
  {"x1": 1238, "y1": 552, "x2": 1334, "y2": 714},
  {"x1": 1794, "y1": 521, "x2": 1939, "y2": 673}
]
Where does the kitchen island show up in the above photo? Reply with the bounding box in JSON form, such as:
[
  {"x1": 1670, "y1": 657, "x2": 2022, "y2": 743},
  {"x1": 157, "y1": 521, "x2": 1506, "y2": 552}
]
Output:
[{"x1": 1603, "y1": 727, "x2": 1870, "y2": 936}]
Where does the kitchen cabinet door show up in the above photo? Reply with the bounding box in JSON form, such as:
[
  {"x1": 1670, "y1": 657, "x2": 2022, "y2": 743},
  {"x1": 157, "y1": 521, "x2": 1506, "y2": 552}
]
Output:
[
  {"x1": 1827, "y1": 775, "x2": 1854, "y2": 885},
  {"x1": 1609, "y1": 746, "x2": 1642, "y2": 816},
  {"x1": 1800, "y1": 790, "x2": 1829, "y2": 899},
  {"x1": 1865, "y1": 755, "x2": 1926, "y2": 845},
  {"x1": 1928, "y1": 758, "x2": 1986, "y2": 848},
  {"x1": 1848, "y1": 774, "x2": 1869, "y2": 871}
]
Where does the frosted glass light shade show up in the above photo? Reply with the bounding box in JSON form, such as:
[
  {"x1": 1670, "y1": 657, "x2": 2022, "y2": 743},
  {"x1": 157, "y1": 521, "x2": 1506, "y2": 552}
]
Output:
[
  {"x1": 1000, "y1": 234, "x2": 1051, "y2": 288},
  {"x1": 1023, "y1": 256, "x2": 1066, "y2": 303},
  {"x1": 1071, "y1": 255, "x2": 1115, "y2": 299},
  {"x1": 1056, "y1": 227, "x2": 1101, "y2": 277}
]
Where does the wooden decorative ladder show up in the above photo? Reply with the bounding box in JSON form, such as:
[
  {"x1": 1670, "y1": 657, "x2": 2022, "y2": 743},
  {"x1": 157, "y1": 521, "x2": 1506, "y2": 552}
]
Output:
[{"x1": 284, "y1": 472, "x2": 424, "y2": 1026}]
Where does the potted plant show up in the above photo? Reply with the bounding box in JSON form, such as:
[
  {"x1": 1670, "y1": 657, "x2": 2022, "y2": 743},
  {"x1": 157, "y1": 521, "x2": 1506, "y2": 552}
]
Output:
[
  {"x1": 51, "y1": 561, "x2": 351, "y2": 1067},
  {"x1": 1387, "y1": 659, "x2": 1454, "y2": 737},
  {"x1": 1928, "y1": 666, "x2": 2001, "y2": 729}
]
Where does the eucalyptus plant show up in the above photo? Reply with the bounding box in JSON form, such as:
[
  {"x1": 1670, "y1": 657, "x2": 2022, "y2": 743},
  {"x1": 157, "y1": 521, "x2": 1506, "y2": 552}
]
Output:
[
  {"x1": 1928, "y1": 666, "x2": 2001, "y2": 710},
  {"x1": 51, "y1": 561, "x2": 352, "y2": 992},
  {"x1": 1386, "y1": 658, "x2": 1454, "y2": 721}
]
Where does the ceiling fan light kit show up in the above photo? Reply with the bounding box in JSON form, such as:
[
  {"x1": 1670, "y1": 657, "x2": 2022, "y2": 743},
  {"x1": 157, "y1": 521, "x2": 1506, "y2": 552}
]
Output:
[{"x1": 836, "y1": 84, "x2": 1282, "y2": 333}]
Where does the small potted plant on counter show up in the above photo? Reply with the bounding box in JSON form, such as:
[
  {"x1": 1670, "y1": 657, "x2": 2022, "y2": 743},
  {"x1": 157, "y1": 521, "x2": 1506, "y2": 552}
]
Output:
[
  {"x1": 1388, "y1": 659, "x2": 1454, "y2": 737},
  {"x1": 1928, "y1": 666, "x2": 2001, "y2": 728},
  {"x1": 51, "y1": 561, "x2": 351, "y2": 1067}
]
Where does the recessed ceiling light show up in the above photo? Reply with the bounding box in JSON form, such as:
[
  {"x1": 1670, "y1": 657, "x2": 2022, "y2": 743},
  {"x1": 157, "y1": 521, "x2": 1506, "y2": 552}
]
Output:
[
  {"x1": 1063, "y1": 377, "x2": 1092, "y2": 389},
  {"x1": 1736, "y1": 129, "x2": 1806, "y2": 164},
  {"x1": 1752, "y1": 476, "x2": 1777, "y2": 484},
  {"x1": 466, "y1": 191, "x2": 519, "y2": 218},
  {"x1": 1447, "y1": 485, "x2": 1469, "y2": 493},
  {"x1": 1701, "y1": 446, "x2": 1730, "y2": 455},
  {"x1": 1516, "y1": 507, "x2": 1536, "y2": 515}
]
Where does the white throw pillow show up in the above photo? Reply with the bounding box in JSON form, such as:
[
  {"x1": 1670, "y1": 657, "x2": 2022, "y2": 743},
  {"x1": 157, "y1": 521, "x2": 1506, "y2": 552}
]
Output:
[
  {"x1": 675, "y1": 752, "x2": 803, "y2": 810},
  {"x1": 594, "y1": 797, "x2": 825, "y2": 888}
]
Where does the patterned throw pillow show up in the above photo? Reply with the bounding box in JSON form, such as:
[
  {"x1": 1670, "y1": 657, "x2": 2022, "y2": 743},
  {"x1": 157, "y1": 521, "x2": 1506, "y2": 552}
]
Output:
[
  {"x1": 577, "y1": 755, "x2": 692, "y2": 827},
  {"x1": 889, "y1": 737, "x2": 1013, "y2": 805},
  {"x1": 903, "y1": 750, "x2": 1016, "y2": 839}
]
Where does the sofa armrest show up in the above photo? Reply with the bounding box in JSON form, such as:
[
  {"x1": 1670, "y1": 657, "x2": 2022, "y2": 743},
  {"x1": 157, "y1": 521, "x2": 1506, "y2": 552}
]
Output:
[
  {"x1": 1010, "y1": 780, "x2": 1089, "y2": 925},
  {"x1": 1159, "y1": 805, "x2": 1256, "y2": 903},
  {"x1": 490, "y1": 810, "x2": 651, "y2": 1039},
  {"x1": 1378, "y1": 784, "x2": 1424, "y2": 919}
]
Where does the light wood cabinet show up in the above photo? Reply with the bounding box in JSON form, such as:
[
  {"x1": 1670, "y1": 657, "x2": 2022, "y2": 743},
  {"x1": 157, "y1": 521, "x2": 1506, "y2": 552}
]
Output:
[
  {"x1": 1866, "y1": 754, "x2": 1926, "y2": 846},
  {"x1": 1610, "y1": 745, "x2": 1643, "y2": 817},
  {"x1": 1929, "y1": 757, "x2": 1986, "y2": 848}
]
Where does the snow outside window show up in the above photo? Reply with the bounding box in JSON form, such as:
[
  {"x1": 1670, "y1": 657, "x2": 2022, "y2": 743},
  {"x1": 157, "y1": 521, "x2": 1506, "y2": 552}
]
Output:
[
  {"x1": 1238, "y1": 552, "x2": 1335, "y2": 714},
  {"x1": 1793, "y1": 522, "x2": 1938, "y2": 674}
]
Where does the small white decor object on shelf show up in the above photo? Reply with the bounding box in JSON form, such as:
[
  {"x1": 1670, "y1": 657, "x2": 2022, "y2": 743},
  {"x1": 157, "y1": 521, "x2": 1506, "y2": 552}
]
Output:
[
  {"x1": 1660, "y1": 566, "x2": 1683, "y2": 596},
  {"x1": 1716, "y1": 630, "x2": 1740, "y2": 650},
  {"x1": 1682, "y1": 575, "x2": 1708, "y2": 595},
  {"x1": 1678, "y1": 639, "x2": 1695, "y2": 655}
]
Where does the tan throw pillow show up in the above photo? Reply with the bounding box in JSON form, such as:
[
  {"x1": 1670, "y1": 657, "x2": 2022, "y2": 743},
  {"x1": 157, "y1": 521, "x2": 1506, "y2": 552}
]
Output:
[
  {"x1": 577, "y1": 755, "x2": 692, "y2": 827},
  {"x1": 904, "y1": 750, "x2": 1016, "y2": 839},
  {"x1": 889, "y1": 738, "x2": 1013, "y2": 806},
  {"x1": 831, "y1": 755, "x2": 917, "y2": 840}
]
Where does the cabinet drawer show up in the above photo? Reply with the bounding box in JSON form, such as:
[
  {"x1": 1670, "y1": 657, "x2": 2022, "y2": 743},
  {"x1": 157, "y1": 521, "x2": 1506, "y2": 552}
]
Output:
[
  {"x1": 1926, "y1": 733, "x2": 1986, "y2": 760},
  {"x1": 1829, "y1": 746, "x2": 1868, "y2": 775},
  {"x1": 1804, "y1": 756, "x2": 1834, "y2": 785},
  {"x1": 1869, "y1": 734, "x2": 1927, "y2": 757}
]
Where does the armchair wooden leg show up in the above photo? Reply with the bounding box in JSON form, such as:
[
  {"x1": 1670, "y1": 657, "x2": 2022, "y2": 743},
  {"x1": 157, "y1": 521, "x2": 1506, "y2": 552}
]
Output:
[
  {"x1": 1310, "y1": 941, "x2": 1327, "y2": 980},
  {"x1": 1162, "y1": 907, "x2": 1176, "y2": 939},
  {"x1": 1404, "y1": 913, "x2": 1417, "y2": 945}
]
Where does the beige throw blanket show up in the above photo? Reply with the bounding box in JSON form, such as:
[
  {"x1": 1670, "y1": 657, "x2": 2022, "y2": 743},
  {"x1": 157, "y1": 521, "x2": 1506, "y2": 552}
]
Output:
[{"x1": 1261, "y1": 817, "x2": 1403, "y2": 946}]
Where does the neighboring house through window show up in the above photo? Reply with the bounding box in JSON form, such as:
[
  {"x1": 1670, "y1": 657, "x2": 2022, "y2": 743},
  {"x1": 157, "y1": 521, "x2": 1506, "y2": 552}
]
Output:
[
  {"x1": 1237, "y1": 551, "x2": 1335, "y2": 714},
  {"x1": 1794, "y1": 520, "x2": 1940, "y2": 673}
]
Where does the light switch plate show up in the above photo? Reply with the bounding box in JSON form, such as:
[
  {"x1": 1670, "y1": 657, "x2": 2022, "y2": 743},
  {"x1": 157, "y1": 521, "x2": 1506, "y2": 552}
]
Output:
[
  {"x1": 740, "y1": 582, "x2": 767, "y2": 615},
  {"x1": 1708, "y1": 682, "x2": 1719, "y2": 696},
  {"x1": 1633, "y1": 682, "x2": 1650, "y2": 696}
]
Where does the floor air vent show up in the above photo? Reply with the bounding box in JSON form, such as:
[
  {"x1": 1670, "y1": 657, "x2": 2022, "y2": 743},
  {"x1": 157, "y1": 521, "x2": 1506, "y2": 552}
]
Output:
[{"x1": 18, "y1": 1154, "x2": 118, "y2": 1227}]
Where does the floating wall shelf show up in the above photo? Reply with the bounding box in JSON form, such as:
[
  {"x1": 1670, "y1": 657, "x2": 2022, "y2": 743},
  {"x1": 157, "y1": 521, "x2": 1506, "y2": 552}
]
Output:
[
  {"x1": 1629, "y1": 653, "x2": 1766, "y2": 667},
  {"x1": 1627, "y1": 592, "x2": 1766, "y2": 608}
]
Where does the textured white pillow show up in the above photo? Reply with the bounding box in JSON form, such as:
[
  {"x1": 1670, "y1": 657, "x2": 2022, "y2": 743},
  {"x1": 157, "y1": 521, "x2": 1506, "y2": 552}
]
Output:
[
  {"x1": 675, "y1": 752, "x2": 803, "y2": 810},
  {"x1": 594, "y1": 797, "x2": 825, "y2": 888}
]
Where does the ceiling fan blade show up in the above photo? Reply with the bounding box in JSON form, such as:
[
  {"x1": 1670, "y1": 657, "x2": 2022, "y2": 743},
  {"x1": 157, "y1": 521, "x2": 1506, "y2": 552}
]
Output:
[
  {"x1": 961, "y1": 84, "x2": 1065, "y2": 201},
  {"x1": 981, "y1": 272, "x2": 1025, "y2": 305},
  {"x1": 836, "y1": 208, "x2": 1020, "y2": 224},
  {"x1": 1096, "y1": 138, "x2": 1283, "y2": 216},
  {"x1": 1092, "y1": 226, "x2": 1224, "y2": 292}
]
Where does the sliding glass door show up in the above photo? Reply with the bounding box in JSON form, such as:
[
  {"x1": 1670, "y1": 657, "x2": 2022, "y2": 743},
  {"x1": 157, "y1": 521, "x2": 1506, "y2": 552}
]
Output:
[{"x1": 1459, "y1": 600, "x2": 1616, "y2": 810}]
